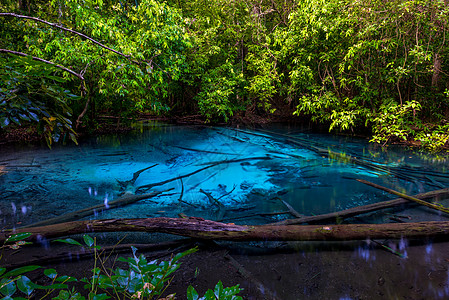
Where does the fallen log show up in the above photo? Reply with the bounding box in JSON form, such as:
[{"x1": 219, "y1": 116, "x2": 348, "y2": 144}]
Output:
[
  {"x1": 4, "y1": 217, "x2": 449, "y2": 243},
  {"x1": 270, "y1": 187, "x2": 449, "y2": 225},
  {"x1": 24, "y1": 190, "x2": 170, "y2": 228}
]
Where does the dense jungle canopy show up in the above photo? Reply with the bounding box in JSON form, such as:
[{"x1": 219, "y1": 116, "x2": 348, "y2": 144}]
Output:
[{"x1": 1, "y1": 0, "x2": 449, "y2": 150}]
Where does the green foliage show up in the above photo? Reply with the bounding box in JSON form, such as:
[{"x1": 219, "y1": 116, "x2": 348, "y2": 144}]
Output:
[
  {"x1": 285, "y1": 0, "x2": 449, "y2": 150},
  {"x1": 0, "y1": 56, "x2": 78, "y2": 146},
  {"x1": 370, "y1": 100, "x2": 421, "y2": 145},
  {"x1": 1, "y1": 0, "x2": 449, "y2": 150},
  {"x1": 187, "y1": 281, "x2": 243, "y2": 300},
  {"x1": 0, "y1": 234, "x2": 242, "y2": 299}
]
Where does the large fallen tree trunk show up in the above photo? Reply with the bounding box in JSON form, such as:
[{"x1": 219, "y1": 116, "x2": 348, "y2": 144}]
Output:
[
  {"x1": 270, "y1": 187, "x2": 449, "y2": 225},
  {"x1": 3, "y1": 217, "x2": 449, "y2": 243}
]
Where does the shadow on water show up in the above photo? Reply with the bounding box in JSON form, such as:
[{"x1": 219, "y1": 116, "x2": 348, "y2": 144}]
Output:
[{"x1": 1, "y1": 122, "x2": 449, "y2": 299}]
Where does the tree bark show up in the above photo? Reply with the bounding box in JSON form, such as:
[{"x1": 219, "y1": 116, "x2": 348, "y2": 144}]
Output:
[{"x1": 4, "y1": 217, "x2": 449, "y2": 243}]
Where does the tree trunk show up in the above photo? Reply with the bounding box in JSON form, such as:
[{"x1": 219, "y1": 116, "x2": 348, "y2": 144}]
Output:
[{"x1": 4, "y1": 217, "x2": 449, "y2": 243}]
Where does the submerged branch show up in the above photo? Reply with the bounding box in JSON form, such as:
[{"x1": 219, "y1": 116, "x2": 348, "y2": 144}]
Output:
[
  {"x1": 357, "y1": 179, "x2": 449, "y2": 215},
  {"x1": 271, "y1": 187, "x2": 449, "y2": 225},
  {"x1": 136, "y1": 156, "x2": 271, "y2": 192},
  {"x1": 24, "y1": 190, "x2": 171, "y2": 228}
]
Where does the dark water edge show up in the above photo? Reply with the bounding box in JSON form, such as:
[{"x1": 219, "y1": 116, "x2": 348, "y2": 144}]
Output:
[{"x1": 1, "y1": 122, "x2": 449, "y2": 299}]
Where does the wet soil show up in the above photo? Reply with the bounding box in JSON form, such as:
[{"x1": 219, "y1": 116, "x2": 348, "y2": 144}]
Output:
[{"x1": 2, "y1": 234, "x2": 449, "y2": 300}]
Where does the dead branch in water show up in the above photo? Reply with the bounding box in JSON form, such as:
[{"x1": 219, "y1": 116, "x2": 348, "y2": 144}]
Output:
[
  {"x1": 24, "y1": 190, "x2": 172, "y2": 228},
  {"x1": 357, "y1": 179, "x2": 449, "y2": 215},
  {"x1": 270, "y1": 187, "x2": 449, "y2": 225}
]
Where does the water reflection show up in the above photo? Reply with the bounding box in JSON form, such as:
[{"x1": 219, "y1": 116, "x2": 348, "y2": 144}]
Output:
[
  {"x1": 355, "y1": 243, "x2": 376, "y2": 263},
  {"x1": 1, "y1": 123, "x2": 449, "y2": 299}
]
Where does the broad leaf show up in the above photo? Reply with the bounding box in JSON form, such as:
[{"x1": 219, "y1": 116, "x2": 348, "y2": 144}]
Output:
[
  {"x1": 83, "y1": 235, "x2": 95, "y2": 247},
  {"x1": 6, "y1": 232, "x2": 32, "y2": 242},
  {"x1": 17, "y1": 275, "x2": 35, "y2": 296},
  {"x1": 4, "y1": 265, "x2": 40, "y2": 278}
]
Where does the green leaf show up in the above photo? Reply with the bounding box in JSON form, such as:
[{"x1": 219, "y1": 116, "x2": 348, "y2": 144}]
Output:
[
  {"x1": 17, "y1": 275, "x2": 35, "y2": 296},
  {"x1": 44, "y1": 268, "x2": 58, "y2": 279},
  {"x1": 203, "y1": 289, "x2": 215, "y2": 299},
  {"x1": 0, "y1": 268, "x2": 6, "y2": 277},
  {"x1": 4, "y1": 265, "x2": 40, "y2": 278},
  {"x1": 186, "y1": 285, "x2": 199, "y2": 300},
  {"x1": 56, "y1": 289, "x2": 70, "y2": 300},
  {"x1": 0, "y1": 278, "x2": 16, "y2": 297},
  {"x1": 172, "y1": 247, "x2": 198, "y2": 263},
  {"x1": 91, "y1": 293, "x2": 110, "y2": 300},
  {"x1": 0, "y1": 117, "x2": 9, "y2": 128},
  {"x1": 83, "y1": 235, "x2": 94, "y2": 247},
  {"x1": 6, "y1": 232, "x2": 32, "y2": 242},
  {"x1": 28, "y1": 112, "x2": 39, "y2": 122},
  {"x1": 53, "y1": 238, "x2": 83, "y2": 247}
]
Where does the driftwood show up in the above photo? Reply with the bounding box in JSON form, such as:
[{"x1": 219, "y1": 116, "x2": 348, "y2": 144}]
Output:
[
  {"x1": 357, "y1": 179, "x2": 449, "y2": 215},
  {"x1": 271, "y1": 187, "x2": 449, "y2": 225},
  {"x1": 4, "y1": 217, "x2": 449, "y2": 243},
  {"x1": 24, "y1": 190, "x2": 170, "y2": 228}
]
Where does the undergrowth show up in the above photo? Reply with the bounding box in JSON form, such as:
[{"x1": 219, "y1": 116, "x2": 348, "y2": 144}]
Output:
[{"x1": 0, "y1": 233, "x2": 243, "y2": 300}]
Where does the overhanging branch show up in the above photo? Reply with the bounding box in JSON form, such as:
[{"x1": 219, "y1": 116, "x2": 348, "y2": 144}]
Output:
[
  {"x1": 0, "y1": 12, "x2": 131, "y2": 60},
  {"x1": 0, "y1": 48, "x2": 84, "y2": 81}
]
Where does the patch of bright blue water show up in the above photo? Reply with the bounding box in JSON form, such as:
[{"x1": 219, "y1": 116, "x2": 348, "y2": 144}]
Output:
[{"x1": 1, "y1": 122, "x2": 448, "y2": 228}]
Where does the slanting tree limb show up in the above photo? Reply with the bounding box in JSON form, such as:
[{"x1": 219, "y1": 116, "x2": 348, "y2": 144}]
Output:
[
  {"x1": 0, "y1": 13, "x2": 131, "y2": 60},
  {"x1": 0, "y1": 49, "x2": 84, "y2": 81},
  {"x1": 4, "y1": 218, "x2": 449, "y2": 243},
  {"x1": 277, "y1": 197, "x2": 304, "y2": 218},
  {"x1": 357, "y1": 179, "x2": 449, "y2": 215},
  {"x1": 271, "y1": 187, "x2": 449, "y2": 225},
  {"x1": 24, "y1": 190, "x2": 171, "y2": 228}
]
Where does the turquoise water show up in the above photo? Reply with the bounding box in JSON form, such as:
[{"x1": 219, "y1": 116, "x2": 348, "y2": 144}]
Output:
[
  {"x1": 2, "y1": 122, "x2": 449, "y2": 299},
  {"x1": 1, "y1": 122, "x2": 448, "y2": 228}
]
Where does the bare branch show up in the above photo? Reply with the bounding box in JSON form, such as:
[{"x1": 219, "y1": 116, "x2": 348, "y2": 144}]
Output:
[{"x1": 0, "y1": 48, "x2": 84, "y2": 80}]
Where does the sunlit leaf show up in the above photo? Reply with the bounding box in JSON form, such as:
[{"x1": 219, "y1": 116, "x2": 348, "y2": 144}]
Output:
[{"x1": 6, "y1": 232, "x2": 32, "y2": 242}]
